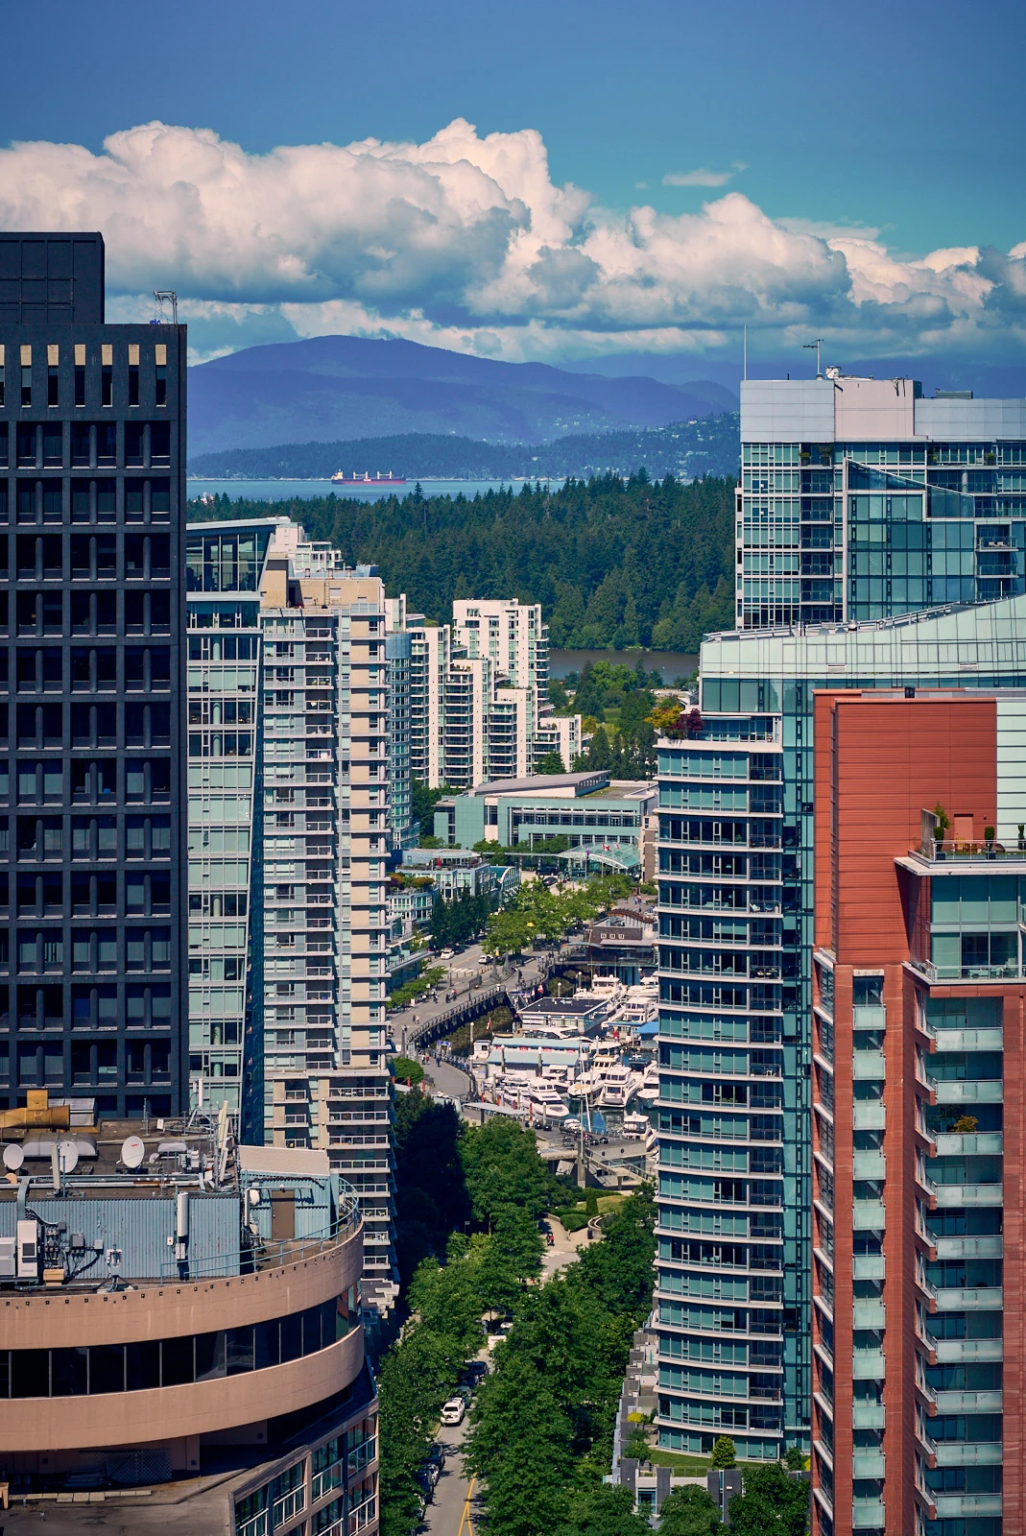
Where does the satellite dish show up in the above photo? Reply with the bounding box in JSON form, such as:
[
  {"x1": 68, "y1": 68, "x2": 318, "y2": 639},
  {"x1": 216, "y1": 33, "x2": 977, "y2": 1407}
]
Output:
[
  {"x1": 121, "y1": 1136, "x2": 146, "y2": 1170},
  {"x1": 3, "y1": 1144, "x2": 24, "y2": 1171},
  {"x1": 57, "y1": 1140, "x2": 79, "y2": 1175}
]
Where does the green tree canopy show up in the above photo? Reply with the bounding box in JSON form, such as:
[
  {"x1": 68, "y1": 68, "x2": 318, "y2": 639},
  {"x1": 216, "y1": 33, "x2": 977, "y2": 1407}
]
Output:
[{"x1": 658, "y1": 1485, "x2": 723, "y2": 1536}]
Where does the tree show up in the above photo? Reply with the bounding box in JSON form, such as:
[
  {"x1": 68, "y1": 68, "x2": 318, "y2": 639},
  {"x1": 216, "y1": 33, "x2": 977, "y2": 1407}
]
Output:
[
  {"x1": 558, "y1": 1485, "x2": 651, "y2": 1536},
  {"x1": 412, "y1": 779, "x2": 454, "y2": 838},
  {"x1": 658, "y1": 1485, "x2": 723, "y2": 1536},
  {"x1": 391, "y1": 1055, "x2": 424, "y2": 1086},
  {"x1": 727, "y1": 1464, "x2": 810, "y2": 1536},
  {"x1": 711, "y1": 1435, "x2": 737, "y2": 1468},
  {"x1": 537, "y1": 750, "x2": 567, "y2": 775},
  {"x1": 622, "y1": 1428, "x2": 651, "y2": 1462}
]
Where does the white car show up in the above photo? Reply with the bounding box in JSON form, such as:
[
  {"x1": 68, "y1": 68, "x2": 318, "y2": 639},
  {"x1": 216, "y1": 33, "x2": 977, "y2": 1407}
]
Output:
[{"x1": 440, "y1": 1397, "x2": 466, "y2": 1426}]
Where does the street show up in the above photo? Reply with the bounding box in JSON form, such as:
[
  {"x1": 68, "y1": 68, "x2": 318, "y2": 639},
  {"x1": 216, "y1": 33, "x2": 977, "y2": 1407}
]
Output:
[
  {"x1": 395, "y1": 939, "x2": 559, "y2": 1055},
  {"x1": 417, "y1": 1213, "x2": 590, "y2": 1535},
  {"x1": 420, "y1": 1414, "x2": 482, "y2": 1536}
]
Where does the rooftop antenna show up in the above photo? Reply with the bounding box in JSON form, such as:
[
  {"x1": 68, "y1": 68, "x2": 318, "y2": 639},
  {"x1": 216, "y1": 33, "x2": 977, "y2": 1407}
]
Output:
[
  {"x1": 153, "y1": 290, "x2": 179, "y2": 326},
  {"x1": 804, "y1": 339, "x2": 824, "y2": 379},
  {"x1": 743, "y1": 325, "x2": 748, "y2": 382}
]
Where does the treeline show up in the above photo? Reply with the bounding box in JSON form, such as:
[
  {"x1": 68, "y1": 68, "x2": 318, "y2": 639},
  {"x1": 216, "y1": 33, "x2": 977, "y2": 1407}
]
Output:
[
  {"x1": 188, "y1": 414, "x2": 739, "y2": 482},
  {"x1": 379, "y1": 1112, "x2": 572, "y2": 1535},
  {"x1": 466, "y1": 1188, "x2": 657, "y2": 1536},
  {"x1": 188, "y1": 471, "x2": 735, "y2": 651}
]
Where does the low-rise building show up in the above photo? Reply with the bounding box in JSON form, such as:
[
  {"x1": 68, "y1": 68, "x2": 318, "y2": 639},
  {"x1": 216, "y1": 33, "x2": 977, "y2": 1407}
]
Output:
[
  {"x1": 0, "y1": 1097, "x2": 376, "y2": 1532},
  {"x1": 433, "y1": 771, "x2": 656, "y2": 858}
]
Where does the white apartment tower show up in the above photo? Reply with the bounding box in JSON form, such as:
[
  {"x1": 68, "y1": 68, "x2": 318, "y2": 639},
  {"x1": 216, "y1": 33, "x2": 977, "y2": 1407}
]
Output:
[{"x1": 186, "y1": 517, "x2": 397, "y2": 1307}]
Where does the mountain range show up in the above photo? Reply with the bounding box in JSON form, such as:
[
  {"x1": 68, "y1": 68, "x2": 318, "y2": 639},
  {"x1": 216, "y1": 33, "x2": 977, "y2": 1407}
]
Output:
[
  {"x1": 187, "y1": 335, "x2": 737, "y2": 458},
  {"x1": 188, "y1": 416, "x2": 740, "y2": 483}
]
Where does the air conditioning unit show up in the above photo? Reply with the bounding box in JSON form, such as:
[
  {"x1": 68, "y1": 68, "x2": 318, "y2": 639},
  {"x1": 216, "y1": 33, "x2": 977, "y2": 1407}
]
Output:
[
  {"x1": 0, "y1": 1235, "x2": 16, "y2": 1280},
  {"x1": 17, "y1": 1219, "x2": 39, "y2": 1280}
]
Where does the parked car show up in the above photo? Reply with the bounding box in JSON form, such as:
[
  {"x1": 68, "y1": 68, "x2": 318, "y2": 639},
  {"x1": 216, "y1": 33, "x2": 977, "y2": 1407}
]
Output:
[
  {"x1": 440, "y1": 1397, "x2": 466, "y2": 1426},
  {"x1": 457, "y1": 1384, "x2": 473, "y2": 1405},
  {"x1": 461, "y1": 1360, "x2": 488, "y2": 1385},
  {"x1": 426, "y1": 1443, "x2": 446, "y2": 1474}
]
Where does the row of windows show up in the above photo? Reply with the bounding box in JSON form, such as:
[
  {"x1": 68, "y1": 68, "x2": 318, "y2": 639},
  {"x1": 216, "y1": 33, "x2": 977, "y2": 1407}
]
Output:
[
  {"x1": 1, "y1": 531, "x2": 170, "y2": 581},
  {"x1": 0, "y1": 1299, "x2": 351, "y2": 1399},
  {"x1": 0, "y1": 926, "x2": 172, "y2": 971},
  {"x1": 0, "y1": 981, "x2": 171, "y2": 1030},
  {"x1": 0, "y1": 757, "x2": 170, "y2": 804},
  {"x1": 0, "y1": 871, "x2": 173, "y2": 921},
  {"x1": 0, "y1": 589, "x2": 170, "y2": 637},
  {"x1": 0, "y1": 478, "x2": 171, "y2": 525},
  {"x1": 0, "y1": 646, "x2": 170, "y2": 693},
  {"x1": 0, "y1": 1036, "x2": 171, "y2": 1082},
  {"x1": 0, "y1": 341, "x2": 170, "y2": 412},
  {"x1": 0, "y1": 422, "x2": 170, "y2": 466},
  {"x1": 0, "y1": 701, "x2": 171, "y2": 749}
]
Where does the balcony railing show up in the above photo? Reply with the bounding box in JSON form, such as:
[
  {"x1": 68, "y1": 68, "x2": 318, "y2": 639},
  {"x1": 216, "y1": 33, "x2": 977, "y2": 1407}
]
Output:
[
  {"x1": 922, "y1": 837, "x2": 1026, "y2": 863},
  {"x1": 160, "y1": 1199, "x2": 361, "y2": 1282}
]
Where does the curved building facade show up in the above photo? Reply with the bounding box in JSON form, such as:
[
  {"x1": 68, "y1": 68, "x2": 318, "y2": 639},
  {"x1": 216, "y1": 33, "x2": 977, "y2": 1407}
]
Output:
[{"x1": 0, "y1": 1107, "x2": 378, "y2": 1534}]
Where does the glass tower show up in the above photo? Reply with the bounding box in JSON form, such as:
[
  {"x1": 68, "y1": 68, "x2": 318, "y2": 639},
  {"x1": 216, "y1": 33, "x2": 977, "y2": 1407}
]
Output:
[
  {"x1": 737, "y1": 377, "x2": 1026, "y2": 629},
  {"x1": 656, "y1": 594, "x2": 1026, "y2": 1470}
]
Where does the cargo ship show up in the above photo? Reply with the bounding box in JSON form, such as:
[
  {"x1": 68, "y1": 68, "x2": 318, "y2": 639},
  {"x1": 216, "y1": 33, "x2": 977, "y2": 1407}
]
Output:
[{"x1": 331, "y1": 470, "x2": 407, "y2": 485}]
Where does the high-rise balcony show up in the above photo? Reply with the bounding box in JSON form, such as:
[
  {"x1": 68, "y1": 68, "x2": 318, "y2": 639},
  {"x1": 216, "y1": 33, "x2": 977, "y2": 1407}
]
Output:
[
  {"x1": 852, "y1": 1450, "x2": 885, "y2": 1479},
  {"x1": 931, "y1": 1337, "x2": 1003, "y2": 1363},
  {"x1": 933, "y1": 1132, "x2": 1002, "y2": 1156},
  {"x1": 932, "y1": 1494, "x2": 1003, "y2": 1519},
  {"x1": 934, "y1": 1442, "x2": 1002, "y2": 1467},
  {"x1": 932, "y1": 1234, "x2": 1002, "y2": 1261},
  {"x1": 933, "y1": 1389, "x2": 1002, "y2": 1414},
  {"x1": 934, "y1": 1286, "x2": 1002, "y2": 1310},
  {"x1": 852, "y1": 1349, "x2": 886, "y2": 1380},
  {"x1": 933, "y1": 1182, "x2": 1003, "y2": 1207},
  {"x1": 851, "y1": 1500, "x2": 886, "y2": 1529},
  {"x1": 852, "y1": 1401, "x2": 886, "y2": 1430}
]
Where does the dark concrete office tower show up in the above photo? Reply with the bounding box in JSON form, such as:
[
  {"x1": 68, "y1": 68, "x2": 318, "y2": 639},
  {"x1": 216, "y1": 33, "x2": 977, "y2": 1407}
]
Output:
[{"x1": 0, "y1": 233, "x2": 187, "y2": 1114}]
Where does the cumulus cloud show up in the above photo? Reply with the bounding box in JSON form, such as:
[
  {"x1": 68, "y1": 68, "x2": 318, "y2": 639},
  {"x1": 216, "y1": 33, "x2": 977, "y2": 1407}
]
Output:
[
  {"x1": 1, "y1": 118, "x2": 1023, "y2": 363},
  {"x1": 663, "y1": 163, "x2": 747, "y2": 188}
]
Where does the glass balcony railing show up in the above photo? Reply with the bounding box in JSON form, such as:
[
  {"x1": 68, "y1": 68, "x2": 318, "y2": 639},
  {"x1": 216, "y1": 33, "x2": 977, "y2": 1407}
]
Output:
[
  {"x1": 934, "y1": 1286, "x2": 1003, "y2": 1310},
  {"x1": 852, "y1": 1004, "x2": 886, "y2": 1029},
  {"x1": 934, "y1": 1441, "x2": 1003, "y2": 1467},
  {"x1": 852, "y1": 1450, "x2": 885, "y2": 1479},
  {"x1": 921, "y1": 837, "x2": 1026, "y2": 862},
  {"x1": 852, "y1": 1402, "x2": 885, "y2": 1430},
  {"x1": 852, "y1": 1350, "x2": 886, "y2": 1380},
  {"x1": 931, "y1": 1337, "x2": 1003, "y2": 1363},
  {"x1": 932, "y1": 1494, "x2": 1003, "y2": 1519},
  {"x1": 933, "y1": 1389, "x2": 1002, "y2": 1414},
  {"x1": 933, "y1": 1132, "x2": 1003, "y2": 1156},
  {"x1": 851, "y1": 1500, "x2": 886, "y2": 1529}
]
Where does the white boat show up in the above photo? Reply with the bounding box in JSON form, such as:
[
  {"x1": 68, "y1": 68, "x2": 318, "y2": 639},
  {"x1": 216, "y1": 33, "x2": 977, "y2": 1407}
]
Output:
[
  {"x1": 524, "y1": 1085, "x2": 572, "y2": 1125},
  {"x1": 635, "y1": 1062, "x2": 660, "y2": 1104}
]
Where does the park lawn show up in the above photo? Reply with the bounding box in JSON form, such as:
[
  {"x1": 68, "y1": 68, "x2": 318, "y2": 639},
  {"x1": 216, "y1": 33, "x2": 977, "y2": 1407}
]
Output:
[{"x1": 643, "y1": 1448, "x2": 713, "y2": 1475}]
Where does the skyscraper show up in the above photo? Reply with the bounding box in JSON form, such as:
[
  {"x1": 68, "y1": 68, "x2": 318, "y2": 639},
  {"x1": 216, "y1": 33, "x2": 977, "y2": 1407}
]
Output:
[
  {"x1": 186, "y1": 517, "x2": 397, "y2": 1305},
  {"x1": 0, "y1": 232, "x2": 188, "y2": 1115},
  {"x1": 655, "y1": 595, "x2": 1026, "y2": 1468},
  {"x1": 809, "y1": 687, "x2": 1026, "y2": 1536},
  {"x1": 736, "y1": 376, "x2": 1026, "y2": 629}
]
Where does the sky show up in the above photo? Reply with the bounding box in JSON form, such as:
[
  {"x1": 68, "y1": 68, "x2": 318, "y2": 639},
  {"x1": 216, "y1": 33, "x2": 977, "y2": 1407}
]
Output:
[{"x1": 1, "y1": 0, "x2": 1024, "y2": 370}]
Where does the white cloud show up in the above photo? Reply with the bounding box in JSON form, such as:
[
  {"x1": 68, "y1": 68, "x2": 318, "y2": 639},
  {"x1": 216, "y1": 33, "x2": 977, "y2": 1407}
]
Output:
[
  {"x1": 1, "y1": 119, "x2": 1023, "y2": 363},
  {"x1": 663, "y1": 163, "x2": 747, "y2": 188}
]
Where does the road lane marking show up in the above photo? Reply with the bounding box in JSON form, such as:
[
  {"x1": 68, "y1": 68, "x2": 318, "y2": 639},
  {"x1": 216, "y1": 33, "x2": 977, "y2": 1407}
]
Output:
[{"x1": 457, "y1": 1474, "x2": 477, "y2": 1536}]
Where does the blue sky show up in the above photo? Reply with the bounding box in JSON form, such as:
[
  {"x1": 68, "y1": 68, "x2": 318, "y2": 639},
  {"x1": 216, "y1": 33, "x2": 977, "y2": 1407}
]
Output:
[{"x1": 1, "y1": 0, "x2": 1023, "y2": 367}]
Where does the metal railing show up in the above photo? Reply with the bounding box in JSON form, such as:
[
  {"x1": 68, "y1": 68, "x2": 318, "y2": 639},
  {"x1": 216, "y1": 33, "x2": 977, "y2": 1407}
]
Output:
[
  {"x1": 923, "y1": 837, "x2": 1026, "y2": 861},
  {"x1": 159, "y1": 1199, "x2": 361, "y2": 1282}
]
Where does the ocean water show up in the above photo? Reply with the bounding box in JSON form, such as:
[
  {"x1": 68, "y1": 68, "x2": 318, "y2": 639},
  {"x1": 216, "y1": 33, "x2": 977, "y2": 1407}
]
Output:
[
  {"x1": 187, "y1": 478, "x2": 545, "y2": 504},
  {"x1": 550, "y1": 648, "x2": 698, "y2": 684}
]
